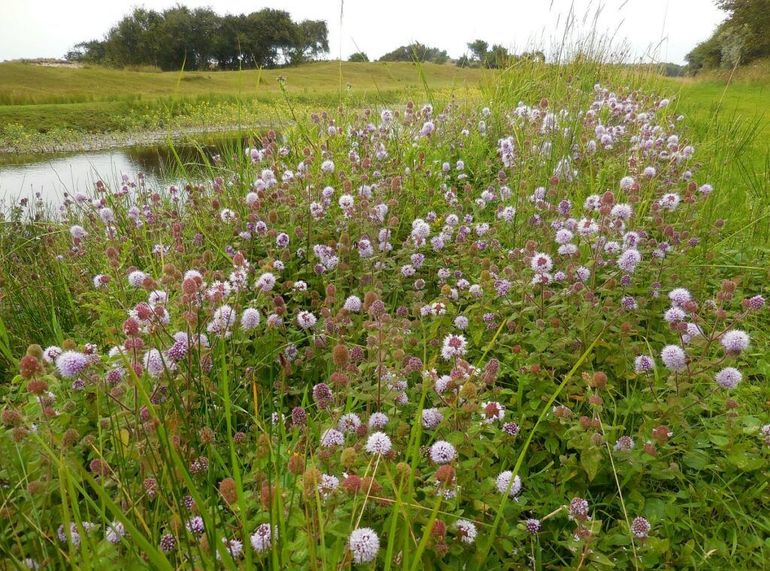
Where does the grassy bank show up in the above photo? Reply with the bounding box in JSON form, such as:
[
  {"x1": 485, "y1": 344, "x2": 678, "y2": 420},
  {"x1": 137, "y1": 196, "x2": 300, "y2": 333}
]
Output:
[{"x1": 0, "y1": 62, "x2": 485, "y2": 149}]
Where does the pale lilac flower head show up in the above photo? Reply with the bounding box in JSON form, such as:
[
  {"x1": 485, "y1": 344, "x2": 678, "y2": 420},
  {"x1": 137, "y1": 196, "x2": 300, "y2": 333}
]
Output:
[
  {"x1": 422, "y1": 408, "x2": 443, "y2": 429},
  {"x1": 720, "y1": 330, "x2": 750, "y2": 354},
  {"x1": 220, "y1": 209, "x2": 237, "y2": 223},
  {"x1": 185, "y1": 516, "x2": 204, "y2": 535},
  {"x1": 297, "y1": 310, "x2": 317, "y2": 329},
  {"x1": 128, "y1": 270, "x2": 147, "y2": 288},
  {"x1": 365, "y1": 431, "x2": 392, "y2": 455},
  {"x1": 69, "y1": 225, "x2": 88, "y2": 239},
  {"x1": 631, "y1": 516, "x2": 651, "y2": 539},
  {"x1": 320, "y1": 428, "x2": 344, "y2": 448},
  {"x1": 660, "y1": 345, "x2": 687, "y2": 372},
  {"x1": 530, "y1": 252, "x2": 553, "y2": 273},
  {"x1": 441, "y1": 334, "x2": 467, "y2": 360},
  {"x1": 555, "y1": 228, "x2": 573, "y2": 244},
  {"x1": 105, "y1": 521, "x2": 126, "y2": 544},
  {"x1": 569, "y1": 497, "x2": 590, "y2": 520},
  {"x1": 495, "y1": 471, "x2": 522, "y2": 497},
  {"x1": 318, "y1": 474, "x2": 339, "y2": 498},
  {"x1": 349, "y1": 527, "x2": 380, "y2": 564},
  {"x1": 338, "y1": 413, "x2": 362, "y2": 433},
  {"x1": 634, "y1": 355, "x2": 655, "y2": 374},
  {"x1": 250, "y1": 523, "x2": 274, "y2": 553},
  {"x1": 715, "y1": 367, "x2": 742, "y2": 389},
  {"x1": 614, "y1": 435, "x2": 635, "y2": 451},
  {"x1": 368, "y1": 412, "x2": 389, "y2": 429},
  {"x1": 276, "y1": 232, "x2": 290, "y2": 248},
  {"x1": 455, "y1": 519, "x2": 477, "y2": 544},
  {"x1": 610, "y1": 203, "x2": 632, "y2": 220},
  {"x1": 525, "y1": 518, "x2": 541, "y2": 534},
  {"x1": 143, "y1": 349, "x2": 166, "y2": 378},
  {"x1": 429, "y1": 440, "x2": 457, "y2": 464},
  {"x1": 617, "y1": 248, "x2": 641, "y2": 273},
  {"x1": 664, "y1": 307, "x2": 686, "y2": 324},
  {"x1": 255, "y1": 272, "x2": 276, "y2": 292},
  {"x1": 744, "y1": 294, "x2": 765, "y2": 311},
  {"x1": 668, "y1": 288, "x2": 691, "y2": 307},
  {"x1": 241, "y1": 308, "x2": 261, "y2": 331},
  {"x1": 55, "y1": 351, "x2": 89, "y2": 378},
  {"x1": 344, "y1": 295, "x2": 362, "y2": 312},
  {"x1": 658, "y1": 193, "x2": 680, "y2": 211},
  {"x1": 99, "y1": 207, "x2": 115, "y2": 224},
  {"x1": 221, "y1": 537, "x2": 244, "y2": 559},
  {"x1": 43, "y1": 345, "x2": 62, "y2": 363}
]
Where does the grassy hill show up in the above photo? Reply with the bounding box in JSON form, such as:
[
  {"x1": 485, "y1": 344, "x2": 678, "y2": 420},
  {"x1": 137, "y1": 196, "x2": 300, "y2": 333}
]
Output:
[
  {"x1": 0, "y1": 61, "x2": 486, "y2": 136},
  {"x1": 0, "y1": 61, "x2": 486, "y2": 105}
]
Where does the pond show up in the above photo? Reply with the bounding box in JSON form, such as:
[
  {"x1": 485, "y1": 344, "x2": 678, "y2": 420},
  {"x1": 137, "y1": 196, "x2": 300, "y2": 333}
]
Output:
[{"x1": 0, "y1": 135, "x2": 250, "y2": 207}]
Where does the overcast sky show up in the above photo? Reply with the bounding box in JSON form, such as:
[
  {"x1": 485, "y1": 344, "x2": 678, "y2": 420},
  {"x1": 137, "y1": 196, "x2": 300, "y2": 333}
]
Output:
[{"x1": 1, "y1": 0, "x2": 726, "y2": 65}]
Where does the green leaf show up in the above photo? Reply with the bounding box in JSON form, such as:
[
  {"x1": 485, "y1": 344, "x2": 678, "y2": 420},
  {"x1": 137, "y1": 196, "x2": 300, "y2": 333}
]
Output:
[{"x1": 580, "y1": 445, "x2": 603, "y2": 481}]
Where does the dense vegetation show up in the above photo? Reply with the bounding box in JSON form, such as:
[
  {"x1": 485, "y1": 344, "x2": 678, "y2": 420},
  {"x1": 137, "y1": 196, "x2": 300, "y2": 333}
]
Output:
[
  {"x1": 457, "y1": 40, "x2": 546, "y2": 69},
  {"x1": 66, "y1": 7, "x2": 329, "y2": 70},
  {"x1": 377, "y1": 43, "x2": 450, "y2": 65},
  {"x1": 0, "y1": 59, "x2": 768, "y2": 569},
  {"x1": 686, "y1": 0, "x2": 770, "y2": 73}
]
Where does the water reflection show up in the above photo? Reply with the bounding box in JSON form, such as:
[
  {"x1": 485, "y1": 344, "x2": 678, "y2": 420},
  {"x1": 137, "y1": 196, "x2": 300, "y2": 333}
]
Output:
[{"x1": 0, "y1": 136, "x2": 249, "y2": 206}]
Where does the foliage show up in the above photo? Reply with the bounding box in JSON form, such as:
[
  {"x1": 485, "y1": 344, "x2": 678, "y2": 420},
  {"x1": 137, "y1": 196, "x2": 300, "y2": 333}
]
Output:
[
  {"x1": 378, "y1": 42, "x2": 450, "y2": 64},
  {"x1": 0, "y1": 62, "x2": 769, "y2": 569},
  {"x1": 66, "y1": 7, "x2": 329, "y2": 70},
  {"x1": 348, "y1": 52, "x2": 369, "y2": 63},
  {"x1": 459, "y1": 40, "x2": 546, "y2": 69},
  {"x1": 686, "y1": 0, "x2": 770, "y2": 73}
]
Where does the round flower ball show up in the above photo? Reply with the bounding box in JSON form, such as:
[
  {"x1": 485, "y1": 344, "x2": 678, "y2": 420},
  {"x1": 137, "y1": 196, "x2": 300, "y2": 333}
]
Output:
[
  {"x1": 495, "y1": 470, "x2": 522, "y2": 497},
  {"x1": 429, "y1": 441, "x2": 457, "y2": 464},
  {"x1": 365, "y1": 432, "x2": 392, "y2": 456},
  {"x1": 349, "y1": 527, "x2": 380, "y2": 565}
]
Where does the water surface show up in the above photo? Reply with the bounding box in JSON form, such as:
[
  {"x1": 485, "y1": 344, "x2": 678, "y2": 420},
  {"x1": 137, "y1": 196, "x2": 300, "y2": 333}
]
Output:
[{"x1": 0, "y1": 136, "x2": 247, "y2": 207}]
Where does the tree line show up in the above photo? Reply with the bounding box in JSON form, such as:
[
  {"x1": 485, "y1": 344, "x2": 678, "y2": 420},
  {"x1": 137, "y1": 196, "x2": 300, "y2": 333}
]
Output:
[
  {"x1": 347, "y1": 41, "x2": 544, "y2": 68},
  {"x1": 66, "y1": 6, "x2": 328, "y2": 70},
  {"x1": 686, "y1": 0, "x2": 769, "y2": 73}
]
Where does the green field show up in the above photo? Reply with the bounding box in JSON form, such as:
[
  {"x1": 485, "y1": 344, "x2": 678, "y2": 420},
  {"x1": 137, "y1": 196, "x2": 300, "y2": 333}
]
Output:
[{"x1": 0, "y1": 62, "x2": 485, "y2": 139}]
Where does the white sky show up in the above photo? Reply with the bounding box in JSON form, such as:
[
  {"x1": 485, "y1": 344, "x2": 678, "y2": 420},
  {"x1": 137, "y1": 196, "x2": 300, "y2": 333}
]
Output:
[{"x1": 0, "y1": 0, "x2": 726, "y2": 65}]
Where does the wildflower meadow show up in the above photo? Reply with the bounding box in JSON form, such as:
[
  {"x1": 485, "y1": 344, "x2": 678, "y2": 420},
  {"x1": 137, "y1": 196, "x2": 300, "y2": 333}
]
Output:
[{"x1": 1, "y1": 62, "x2": 768, "y2": 569}]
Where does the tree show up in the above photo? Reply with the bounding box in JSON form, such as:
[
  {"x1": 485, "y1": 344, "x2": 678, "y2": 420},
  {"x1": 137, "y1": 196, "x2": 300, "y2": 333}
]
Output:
[
  {"x1": 290, "y1": 20, "x2": 329, "y2": 64},
  {"x1": 686, "y1": 0, "x2": 770, "y2": 73},
  {"x1": 520, "y1": 50, "x2": 546, "y2": 63},
  {"x1": 211, "y1": 14, "x2": 247, "y2": 70},
  {"x1": 65, "y1": 40, "x2": 106, "y2": 63},
  {"x1": 243, "y1": 9, "x2": 298, "y2": 67},
  {"x1": 379, "y1": 42, "x2": 449, "y2": 64},
  {"x1": 348, "y1": 51, "x2": 369, "y2": 63},
  {"x1": 66, "y1": 6, "x2": 329, "y2": 71},
  {"x1": 102, "y1": 8, "x2": 164, "y2": 67},
  {"x1": 686, "y1": 24, "x2": 726, "y2": 72},
  {"x1": 467, "y1": 39, "x2": 489, "y2": 63},
  {"x1": 455, "y1": 54, "x2": 471, "y2": 68},
  {"x1": 155, "y1": 6, "x2": 195, "y2": 70},
  {"x1": 486, "y1": 44, "x2": 510, "y2": 69},
  {"x1": 189, "y1": 8, "x2": 221, "y2": 69},
  {"x1": 716, "y1": 0, "x2": 770, "y2": 62}
]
